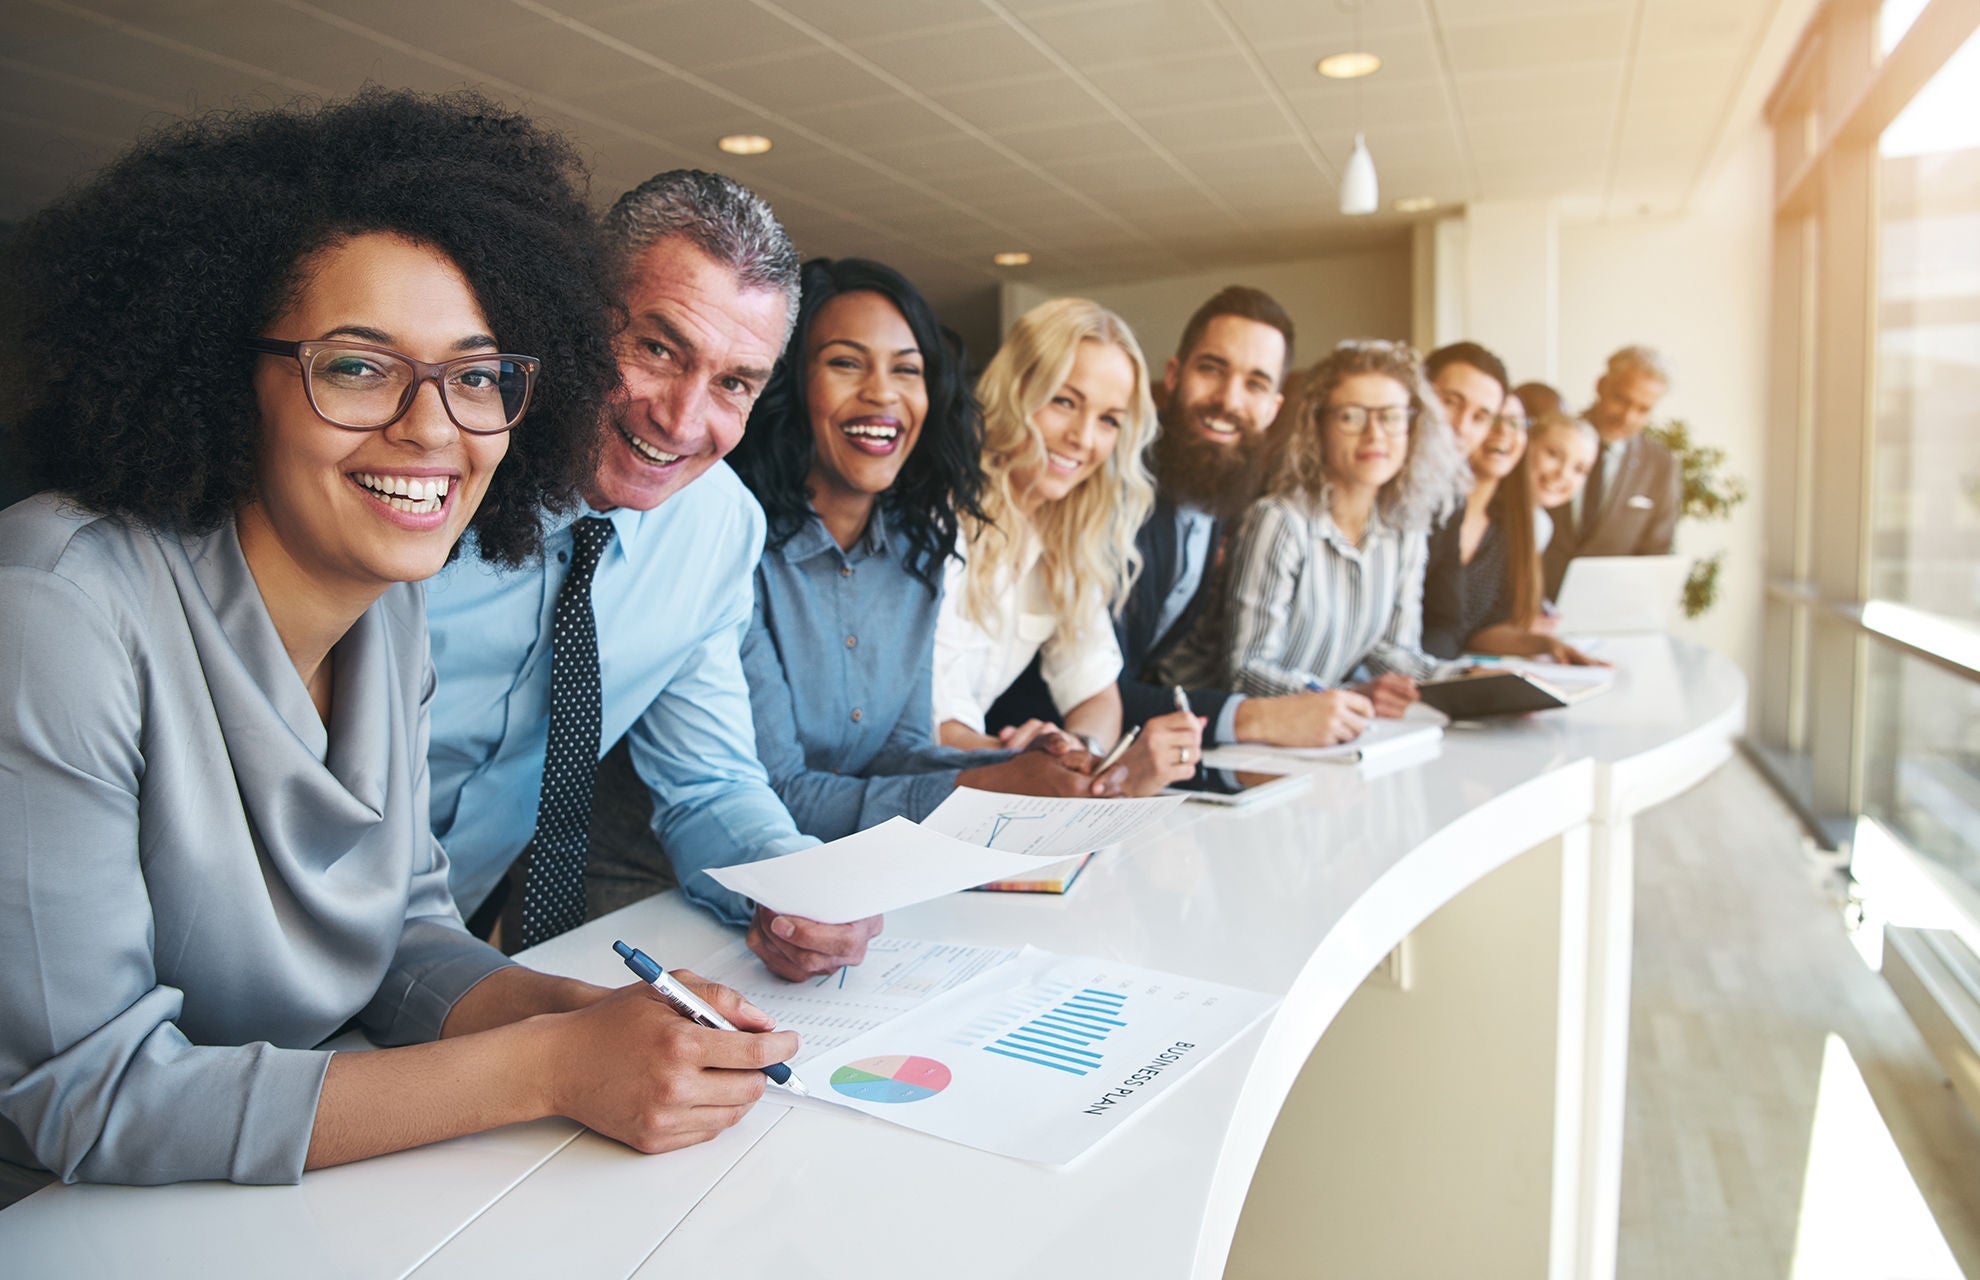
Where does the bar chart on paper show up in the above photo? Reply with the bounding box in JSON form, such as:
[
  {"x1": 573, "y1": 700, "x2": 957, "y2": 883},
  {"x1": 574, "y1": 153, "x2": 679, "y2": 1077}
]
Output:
[{"x1": 983, "y1": 987, "x2": 1128, "y2": 1076}]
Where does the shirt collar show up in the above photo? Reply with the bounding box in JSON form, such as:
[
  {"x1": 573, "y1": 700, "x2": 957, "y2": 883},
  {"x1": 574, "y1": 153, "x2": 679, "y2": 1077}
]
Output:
[
  {"x1": 778, "y1": 505, "x2": 892, "y2": 566},
  {"x1": 547, "y1": 500, "x2": 657, "y2": 557}
]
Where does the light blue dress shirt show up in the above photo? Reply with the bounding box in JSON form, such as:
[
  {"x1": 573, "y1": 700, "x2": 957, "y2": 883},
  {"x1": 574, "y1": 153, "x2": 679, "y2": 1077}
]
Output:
[
  {"x1": 743, "y1": 507, "x2": 994, "y2": 842},
  {"x1": 425, "y1": 464, "x2": 815, "y2": 926}
]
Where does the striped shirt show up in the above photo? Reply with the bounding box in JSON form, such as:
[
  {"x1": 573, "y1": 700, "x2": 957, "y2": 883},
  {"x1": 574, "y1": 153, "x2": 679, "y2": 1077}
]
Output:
[{"x1": 1160, "y1": 494, "x2": 1440, "y2": 696}]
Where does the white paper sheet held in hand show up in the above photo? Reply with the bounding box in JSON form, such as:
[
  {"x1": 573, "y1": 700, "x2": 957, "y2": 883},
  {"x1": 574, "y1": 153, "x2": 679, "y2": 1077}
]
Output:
[
  {"x1": 702, "y1": 793, "x2": 1188, "y2": 923},
  {"x1": 701, "y1": 817, "x2": 1051, "y2": 923},
  {"x1": 690, "y1": 935, "x2": 1020, "y2": 1059},
  {"x1": 792, "y1": 947, "x2": 1277, "y2": 1166}
]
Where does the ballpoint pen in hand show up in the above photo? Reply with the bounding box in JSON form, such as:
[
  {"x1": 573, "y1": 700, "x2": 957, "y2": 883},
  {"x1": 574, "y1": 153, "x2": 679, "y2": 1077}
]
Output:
[
  {"x1": 1088, "y1": 724, "x2": 1141, "y2": 778},
  {"x1": 613, "y1": 940, "x2": 808, "y2": 1096}
]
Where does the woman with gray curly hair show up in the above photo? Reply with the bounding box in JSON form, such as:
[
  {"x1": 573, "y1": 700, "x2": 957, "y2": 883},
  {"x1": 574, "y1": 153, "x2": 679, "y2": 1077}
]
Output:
[{"x1": 1162, "y1": 339, "x2": 1470, "y2": 720}]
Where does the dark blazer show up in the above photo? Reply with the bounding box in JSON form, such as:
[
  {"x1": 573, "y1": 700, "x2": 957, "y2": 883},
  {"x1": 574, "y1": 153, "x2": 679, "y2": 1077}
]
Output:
[
  {"x1": 986, "y1": 494, "x2": 1237, "y2": 736},
  {"x1": 1542, "y1": 431, "x2": 1681, "y2": 598}
]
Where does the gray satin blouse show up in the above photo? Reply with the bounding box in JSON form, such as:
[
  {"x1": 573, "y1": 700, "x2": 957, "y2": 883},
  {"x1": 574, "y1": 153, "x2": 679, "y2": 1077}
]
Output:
[{"x1": 0, "y1": 494, "x2": 512, "y2": 1205}]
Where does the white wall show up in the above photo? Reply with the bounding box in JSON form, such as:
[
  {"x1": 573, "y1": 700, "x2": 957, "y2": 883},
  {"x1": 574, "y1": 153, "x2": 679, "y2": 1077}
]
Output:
[
  {"x1": 1554, "y1": 124, "x2": 1773, "y2": 684},
  {"x1": 1005, "y1": 244, "x2": 1413, "y2": 373}
]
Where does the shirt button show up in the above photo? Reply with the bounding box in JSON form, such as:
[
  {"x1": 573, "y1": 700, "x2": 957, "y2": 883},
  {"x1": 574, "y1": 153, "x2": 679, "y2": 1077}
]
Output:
[
  {"x1": 851, "y1": 708, "x2": 863, "y2": 722},
  {"x1": 840, "y1": 565, "x2": 853, "y2": 578},
  {"x1": 845, "y1": 634, "x2": 858, "y2": 649},
  {"x1": 557, "y1": 551, "x2": 569, "y2": 564}
]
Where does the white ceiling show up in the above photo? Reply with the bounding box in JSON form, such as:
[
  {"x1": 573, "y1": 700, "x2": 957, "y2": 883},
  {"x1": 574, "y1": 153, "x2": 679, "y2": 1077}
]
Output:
[{"x1": 1, "y1": 0, "x2": 1786, "y2": 330}]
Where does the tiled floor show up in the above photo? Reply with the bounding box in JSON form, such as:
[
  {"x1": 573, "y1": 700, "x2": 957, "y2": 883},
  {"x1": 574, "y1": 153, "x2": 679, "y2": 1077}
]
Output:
[{"x1": 1619, "y1": 753, "x2": 1980, "y2": 1278}]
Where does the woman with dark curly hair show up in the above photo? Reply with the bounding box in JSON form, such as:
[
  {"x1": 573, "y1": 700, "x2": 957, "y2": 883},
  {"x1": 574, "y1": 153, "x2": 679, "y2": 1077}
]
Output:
[
  {"x1": 0, "y1": 90, "x2": 793, "y2": 1206},
  {"x1": 727, "y1": 258, "x2": 1116, "y2": 842}
]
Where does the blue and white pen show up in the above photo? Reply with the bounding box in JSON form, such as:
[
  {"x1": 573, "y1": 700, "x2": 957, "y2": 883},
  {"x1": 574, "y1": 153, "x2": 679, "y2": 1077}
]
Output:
[{"x1": 613, "y1": 940, "x2": 808, "y2": 1096}]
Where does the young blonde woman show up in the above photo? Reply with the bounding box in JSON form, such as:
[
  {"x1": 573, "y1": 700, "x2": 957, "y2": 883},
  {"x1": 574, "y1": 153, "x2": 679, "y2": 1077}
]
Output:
[{"x1": 932, "y1": 298, "x2": 1200, "y2": 795}]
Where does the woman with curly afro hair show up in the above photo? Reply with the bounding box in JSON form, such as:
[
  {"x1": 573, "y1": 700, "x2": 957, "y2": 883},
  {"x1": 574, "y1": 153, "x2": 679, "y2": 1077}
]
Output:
[{"x1": 0, "y1": 90, "x2": 794, "y2": 1205}]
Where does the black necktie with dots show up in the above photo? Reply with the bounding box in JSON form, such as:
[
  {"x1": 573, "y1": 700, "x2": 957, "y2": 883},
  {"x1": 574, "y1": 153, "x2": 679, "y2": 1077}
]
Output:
[{"x1": 520, "y1": 515, "x2": 615, "y2": 949}]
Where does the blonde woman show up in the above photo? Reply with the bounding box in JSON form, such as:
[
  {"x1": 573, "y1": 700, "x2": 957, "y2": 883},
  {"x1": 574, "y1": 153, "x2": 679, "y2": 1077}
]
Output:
[
  {"x1": 933, "y1": 298, "x2": 1201, "y2": 795},
  {"x1": 1168, "y1": 340, "x2": 1470, "y2": 719}
]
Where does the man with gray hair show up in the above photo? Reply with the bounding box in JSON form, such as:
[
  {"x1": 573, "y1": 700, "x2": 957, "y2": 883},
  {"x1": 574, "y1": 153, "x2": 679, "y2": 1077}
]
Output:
[
  {"x1": 1541, "y1": 344, "x2": 1681, "y2": 597},
  {"x1": 425, "y1": 169, "x2": 881, "y2": 984}
]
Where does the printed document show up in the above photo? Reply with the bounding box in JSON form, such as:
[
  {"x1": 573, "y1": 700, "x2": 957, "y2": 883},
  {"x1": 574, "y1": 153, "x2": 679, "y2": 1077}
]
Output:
[
  {"x1": 919, "y1": 788, "x2": 1186, "y2": 857},
  {"x1": 691, "y1": 934, "x2": 1020, "y2": 1060},
  {"x1": 790, "y1": 947, "x2": 1277, "y2": 1165}
]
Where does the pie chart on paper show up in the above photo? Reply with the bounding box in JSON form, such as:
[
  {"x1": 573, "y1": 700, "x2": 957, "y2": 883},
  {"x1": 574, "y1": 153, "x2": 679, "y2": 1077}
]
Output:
[{"x1": 829, "y1": 1054, "x2": 952, "y2": 1104}]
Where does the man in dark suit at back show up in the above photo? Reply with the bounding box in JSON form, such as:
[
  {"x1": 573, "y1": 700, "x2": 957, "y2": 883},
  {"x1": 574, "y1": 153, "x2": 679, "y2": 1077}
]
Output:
[
  {"x1": 1542, "y1": 344, "x2": 1682, "y2": 598},
  {"x1": 992, "y1": 286, "x2": 1375, "y2": 748}
]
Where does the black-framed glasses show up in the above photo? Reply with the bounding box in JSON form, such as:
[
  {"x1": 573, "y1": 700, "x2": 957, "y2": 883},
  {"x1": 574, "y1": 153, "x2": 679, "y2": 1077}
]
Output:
[
  {"x1": 246, "y1": 338, "x2": 539, "y2": 435},
  {"x1": 1323, "y1": 402, "x2": 1415, "y2": 437}
]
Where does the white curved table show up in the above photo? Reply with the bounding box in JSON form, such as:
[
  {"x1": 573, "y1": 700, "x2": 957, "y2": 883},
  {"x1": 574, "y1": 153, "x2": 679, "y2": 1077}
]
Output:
[{"x1": 0, "y1": 636, "x2": 1744, "y2": 1280}]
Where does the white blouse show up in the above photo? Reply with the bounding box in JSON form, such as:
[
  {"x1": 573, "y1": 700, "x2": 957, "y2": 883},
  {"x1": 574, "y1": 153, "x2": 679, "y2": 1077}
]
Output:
[{"x1": 931, "y1": 531, "x2": 1122, "y2": 734}]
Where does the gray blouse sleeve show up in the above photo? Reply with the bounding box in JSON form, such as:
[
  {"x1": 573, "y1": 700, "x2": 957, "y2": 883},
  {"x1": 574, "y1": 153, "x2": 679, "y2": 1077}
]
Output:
[
  {"x1": 356, "y1": 657, "x2": 514, "y2": 1047},
  {"x1": 0, "y1": 566, "x2": 329, "y2": 1188}
]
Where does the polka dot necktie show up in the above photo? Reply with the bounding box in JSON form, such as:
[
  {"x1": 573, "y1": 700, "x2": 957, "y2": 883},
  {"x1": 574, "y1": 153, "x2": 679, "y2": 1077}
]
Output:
[{"x1": 520, "y1": 515, "x2": 615, "y2": 949}]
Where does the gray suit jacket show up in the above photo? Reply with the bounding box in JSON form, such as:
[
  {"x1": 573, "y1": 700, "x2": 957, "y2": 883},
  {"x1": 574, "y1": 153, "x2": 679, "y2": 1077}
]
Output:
[{"x1": 1542, "y1": 432, "x2": 1681, "y2": 598}]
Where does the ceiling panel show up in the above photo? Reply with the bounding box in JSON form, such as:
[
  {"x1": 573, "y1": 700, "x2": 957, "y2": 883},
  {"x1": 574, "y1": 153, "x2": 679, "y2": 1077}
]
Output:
[
  {"x1": 994, "y1": 117, "x2": 1148, "y2": 163},
  {"x1": 1015, "y1": 0, "x2": 1239, "y2": 65},
  {"x1": 1454, "y1": 62, "x2": 1621, "y2": 119},
  {"x1": 577, "y1": 0, "x2": 826, "y2": 68},
  {"x1": 1081, "y1": 49, "x2": 1264, "y2": 112},
  {"x1": 847, "y1": 19, "x2": 1058, "y2": 93},
  {"x1": 931, "y1": 73, "x2": 1115, "y2": 133},
  {"x1": 751, "y1": 0, "x2": 986, "y2": 44},
  {"x1": 1132, "y1": 98, "x2": 1300, "y2": 152},
  {"x1": 1439, "y1": 8, "x2": 1633, "y2": 74}
]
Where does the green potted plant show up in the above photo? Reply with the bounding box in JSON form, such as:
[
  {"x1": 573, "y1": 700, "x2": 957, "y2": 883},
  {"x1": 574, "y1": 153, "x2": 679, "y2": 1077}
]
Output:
[{"x1": 1645, "y1": 419, "x2": 1749, "y2": 617}]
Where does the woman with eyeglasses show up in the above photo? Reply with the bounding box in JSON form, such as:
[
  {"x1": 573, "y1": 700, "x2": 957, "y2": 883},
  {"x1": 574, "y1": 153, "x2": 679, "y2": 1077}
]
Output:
[
  {"x1": 727, "y1": 258, "x2": 1115, "y2": 844},
  {"x1": 931, "y1": 297, "x2": 1201, "y2": 795},
  {"x1": 1164, "y1": 340, "x2": 1469, "y2": 718},
  {"x1": 0, "y1": 92, "x2": 777, "y2": 1204}
]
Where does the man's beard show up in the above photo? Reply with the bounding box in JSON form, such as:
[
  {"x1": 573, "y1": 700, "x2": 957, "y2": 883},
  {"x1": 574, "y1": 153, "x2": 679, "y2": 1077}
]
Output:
[{"x1": 1153, "y1": 403, "x2": 1265, "y2": 519}]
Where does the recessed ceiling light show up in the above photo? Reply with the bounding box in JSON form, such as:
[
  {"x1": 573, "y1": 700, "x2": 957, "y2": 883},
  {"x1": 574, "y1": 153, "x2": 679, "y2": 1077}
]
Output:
[
  {"x1": 1316, "y1": 51, "x2": 1382, "y2": 79},
  {"x1": 1393, "y1": 195, "x2": 1438, "y2": 213},
  {"x1": 993, "y1": 251, "x2": 1032, "y2": 267},
  {"x1": 717, "y1": 134, "x2": 773, "y2": 156}
]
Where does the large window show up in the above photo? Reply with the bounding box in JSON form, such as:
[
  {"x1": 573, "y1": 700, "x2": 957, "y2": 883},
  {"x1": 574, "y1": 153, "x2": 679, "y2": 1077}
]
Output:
[
  {"x1": 1759, "y1": 0, "x2": 1980, "y2": 920},
  {"x1": 1872, "y1": 30, "x2": 1980, "y2": 626}
]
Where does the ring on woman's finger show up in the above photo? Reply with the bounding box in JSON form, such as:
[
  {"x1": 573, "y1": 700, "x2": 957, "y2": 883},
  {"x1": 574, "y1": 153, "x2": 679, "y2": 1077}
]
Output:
[{"x1": 1178, "y1": 745, "x2": 1192, "y2": 765}]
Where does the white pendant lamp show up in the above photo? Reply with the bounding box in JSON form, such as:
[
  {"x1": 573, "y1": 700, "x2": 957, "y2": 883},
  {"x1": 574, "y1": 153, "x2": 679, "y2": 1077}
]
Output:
[
  {"x1": 1340, "y1": 132, "x2": 1378, "y2": 215},
  {"x1": 1335, "y1": 0, "x2": 1379, "y2": 217}
]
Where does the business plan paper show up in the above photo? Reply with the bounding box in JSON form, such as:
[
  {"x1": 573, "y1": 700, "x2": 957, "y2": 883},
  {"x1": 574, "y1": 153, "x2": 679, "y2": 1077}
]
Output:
[
  {"x1": 692, "y1": 935, "x2": 1020, "y2": 1060},
  {"x1": 791, "y1": 947, "x2": 1277, "y2": 1166}
]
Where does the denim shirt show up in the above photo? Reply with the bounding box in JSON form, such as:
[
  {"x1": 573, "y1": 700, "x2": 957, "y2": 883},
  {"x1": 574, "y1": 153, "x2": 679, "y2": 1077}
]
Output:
[{"x1": 743, "y1": 507, "x2": 993, "y2": 842}]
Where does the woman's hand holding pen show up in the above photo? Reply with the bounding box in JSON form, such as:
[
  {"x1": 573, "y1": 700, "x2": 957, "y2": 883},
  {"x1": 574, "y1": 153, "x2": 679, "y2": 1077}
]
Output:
[
  {"x1": 1114, "y1": 709, "x2": 1204, "y2": 796},
  {"x1": 538, "y1": 973, "x2": 796, "y2": 1155},
  {"x1": 1353, "y1": 672, "x2": 1421, "y2": 719}
]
